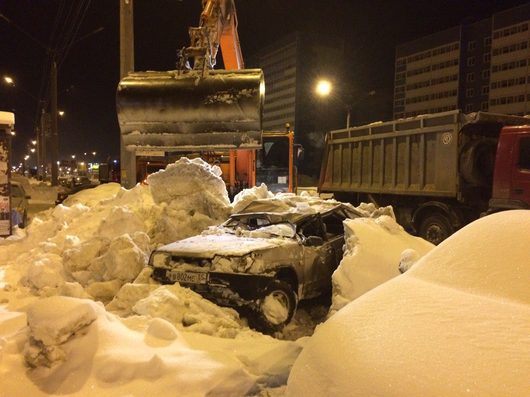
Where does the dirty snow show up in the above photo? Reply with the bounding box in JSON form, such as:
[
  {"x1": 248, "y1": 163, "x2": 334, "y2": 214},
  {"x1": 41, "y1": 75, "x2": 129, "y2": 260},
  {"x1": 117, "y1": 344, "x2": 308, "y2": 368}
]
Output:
[
  {"x1": 0, "y1": 157, "x2": 437, "y2": 396},
  {"x1": 286, "y1": 210, "x2": 530, "y2": 397}
]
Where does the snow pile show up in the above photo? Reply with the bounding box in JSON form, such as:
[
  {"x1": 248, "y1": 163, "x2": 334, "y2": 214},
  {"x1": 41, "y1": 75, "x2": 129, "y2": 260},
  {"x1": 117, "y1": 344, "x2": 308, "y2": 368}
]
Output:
[
  {"x1": 330, "y1": 213, "x2": 433, "y2": 314},
  {"x1": 232, "y1": 183, "x2": 274, "y2": 213},
  {"x1": 2, "y1": 295, "x2": 272, "y2": 396},
  {"x1": 147, "y1": 158, "x2": 231, "y2": 243},
  {"x1": 2, "y1": 158, "x2": 233, "y2": 305},
  {"x1": 287, "y1": 210, "x2": 530, "y2": 397},
  {"x1": 24, "y1": 296, "x2": 97, "y2": 367},
  {"x1": 0, "y1": 159, "x2": 307, "y2": 396},
  {"x1": 108, "y1": 282, "x2": 245, "y2": 338}
]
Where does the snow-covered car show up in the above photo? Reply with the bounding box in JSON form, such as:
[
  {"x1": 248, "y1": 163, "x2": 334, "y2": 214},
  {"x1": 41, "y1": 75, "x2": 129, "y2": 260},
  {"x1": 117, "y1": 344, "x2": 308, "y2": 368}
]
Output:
[
  {"x1": 286, "y1": 210, "x2": 530, "y2": 396},
  {"x1": 10, "y1": 181, "x2": 30, "y2": 228},
  {"x1": 149, "y1": 200, "x2": 361, "y2": 332},
  {"x1": 55, "y1": 176, "x2": 95, "y2": 204}
]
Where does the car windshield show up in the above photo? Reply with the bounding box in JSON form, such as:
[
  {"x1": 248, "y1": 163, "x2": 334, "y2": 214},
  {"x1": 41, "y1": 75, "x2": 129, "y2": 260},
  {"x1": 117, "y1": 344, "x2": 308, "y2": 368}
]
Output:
[
  {"x1": 223, "y1": 214, "x2": 296, "y2": 238},
  {"x1": 10, "y1": 184, "x2": 24, "y2": 198}
]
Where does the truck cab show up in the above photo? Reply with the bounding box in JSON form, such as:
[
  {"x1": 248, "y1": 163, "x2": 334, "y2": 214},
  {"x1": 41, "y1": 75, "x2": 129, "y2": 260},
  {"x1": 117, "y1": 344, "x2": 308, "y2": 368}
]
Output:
[{"x1": 490, "y1": 126, "x2": 530, "y2": 211}]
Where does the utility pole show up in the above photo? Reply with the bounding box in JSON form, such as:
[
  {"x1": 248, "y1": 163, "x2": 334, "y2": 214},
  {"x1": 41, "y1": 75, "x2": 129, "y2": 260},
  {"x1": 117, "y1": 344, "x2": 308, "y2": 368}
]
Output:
[
  {"x1": 39, "y1": 109, "x2": 49, "y2": 178},
  {"x1": 120, "y1": 0, "x2": 136, "y2": 188},
  {"x1": 120, "y1": 0, "x2": 134, "y2": 78},
  {"x1": 50, "y1": 60, "x2": 59, "y2": 186}
]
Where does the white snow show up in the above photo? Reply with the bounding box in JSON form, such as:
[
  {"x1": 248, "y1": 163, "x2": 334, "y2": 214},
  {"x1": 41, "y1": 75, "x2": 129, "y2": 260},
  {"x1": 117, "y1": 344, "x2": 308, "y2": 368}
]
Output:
[
  {"x1": 286, "y1": 210, "x2": 530, "y2": 397},
  {"x1": 0, "y1": 158, "x2": 305, "y2": 396},
  {"x1": 330, "y1": 213, "x2": 433, "y2": 314},
  {"x1": 262, "y1": 294, "x2": 290, "y2": 325},
  {"x1": 0, "y1": 157, "x2": 446, "y2": 396}
]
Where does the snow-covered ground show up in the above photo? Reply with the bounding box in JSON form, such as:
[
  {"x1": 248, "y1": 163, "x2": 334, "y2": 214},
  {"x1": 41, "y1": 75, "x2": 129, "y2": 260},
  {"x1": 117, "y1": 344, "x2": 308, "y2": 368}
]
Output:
[
  {"x1": 286, "y1": 210, "x2": 530, "y2": 397},
  {"x1": 0, "y1": 158, "x2": 434, "y2": 396}
]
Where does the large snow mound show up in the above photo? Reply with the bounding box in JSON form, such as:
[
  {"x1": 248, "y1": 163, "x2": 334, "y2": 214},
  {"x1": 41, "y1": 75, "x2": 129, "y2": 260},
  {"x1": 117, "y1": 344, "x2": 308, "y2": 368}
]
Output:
[{"x1": 286, "y1": 210, "x2": 530, "y2": 397}]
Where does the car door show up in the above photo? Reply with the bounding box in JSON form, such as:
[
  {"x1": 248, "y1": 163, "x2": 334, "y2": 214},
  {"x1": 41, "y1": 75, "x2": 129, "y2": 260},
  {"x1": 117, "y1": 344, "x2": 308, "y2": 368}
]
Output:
[
  {"x1": 298, "y1": 215, "x2": 335, "y2": 299},
  {"x1": 321, "y1": 210, "x2": 348, "y2": 267}
]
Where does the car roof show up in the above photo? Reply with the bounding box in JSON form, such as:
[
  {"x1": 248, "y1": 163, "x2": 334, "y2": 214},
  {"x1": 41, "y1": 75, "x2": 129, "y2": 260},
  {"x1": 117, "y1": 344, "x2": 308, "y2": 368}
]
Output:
[{"x1": 233, "y1": 198, "x2": 361, "y2": 224}]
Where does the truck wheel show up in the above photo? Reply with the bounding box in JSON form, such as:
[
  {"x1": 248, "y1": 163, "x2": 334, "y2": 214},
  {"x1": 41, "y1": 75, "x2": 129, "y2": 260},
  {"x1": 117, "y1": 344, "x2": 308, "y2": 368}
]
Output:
[
  {"x1": 251, "y1": 280, "x2": 297, "y2": 334},
  {"x1": 418, "y1": 214, "x2": 453, "y2": 245}
]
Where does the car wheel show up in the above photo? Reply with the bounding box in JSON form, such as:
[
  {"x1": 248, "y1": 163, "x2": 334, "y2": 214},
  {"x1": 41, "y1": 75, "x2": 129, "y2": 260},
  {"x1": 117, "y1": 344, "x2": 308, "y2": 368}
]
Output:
[
  {"x1": 418, "y1": 213, "x2": 453, "y2": 245},
  {"x1": 251, "y1": 280, "x2": 297, "y2": 334}
]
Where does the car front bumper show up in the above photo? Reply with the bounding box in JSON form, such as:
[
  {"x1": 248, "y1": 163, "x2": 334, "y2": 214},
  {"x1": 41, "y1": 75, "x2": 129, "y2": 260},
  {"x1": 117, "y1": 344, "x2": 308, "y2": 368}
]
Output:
[{"x1": 151, "y1": 266, "x2": 273, "y2": 307}]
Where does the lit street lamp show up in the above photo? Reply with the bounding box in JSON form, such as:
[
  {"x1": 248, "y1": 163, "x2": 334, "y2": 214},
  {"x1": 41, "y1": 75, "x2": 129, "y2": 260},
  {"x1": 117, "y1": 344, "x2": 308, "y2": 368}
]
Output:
[
  {"x1": 315, "y1": 79, "x2": 332, "y2": 97},
  {"x1": 3, "y1": 76, "x2": 14, "y2": 85},
  {"x1": 314, "y1": 79, "x2": 376, "y2": 129},
  {"x1": 315, "y1": 79, "x2": 353, "y2": 128}
]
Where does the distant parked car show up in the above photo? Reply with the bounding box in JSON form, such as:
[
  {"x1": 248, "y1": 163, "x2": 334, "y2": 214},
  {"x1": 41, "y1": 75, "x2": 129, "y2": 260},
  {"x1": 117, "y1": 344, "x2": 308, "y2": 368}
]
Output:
[
  {"x1": 10, "y1": 181, "x2": 30, "y2": 228},
  {"x1": 55, "y1": 176, "x2": 95, "y2": 205},
  {"x1": 149, "y1": 198, "x2": 361, "y2": 332}
]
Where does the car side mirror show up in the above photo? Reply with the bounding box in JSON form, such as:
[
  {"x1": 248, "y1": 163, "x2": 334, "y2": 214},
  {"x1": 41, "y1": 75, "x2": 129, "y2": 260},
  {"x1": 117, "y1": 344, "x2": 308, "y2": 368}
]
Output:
[{"x1": 304, "y1": 235, "x2": 323, "y2": 246}]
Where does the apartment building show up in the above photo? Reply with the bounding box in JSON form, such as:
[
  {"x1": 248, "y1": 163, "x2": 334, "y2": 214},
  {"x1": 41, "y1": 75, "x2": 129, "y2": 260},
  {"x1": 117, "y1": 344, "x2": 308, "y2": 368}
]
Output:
[
  {"x1": 249, "y1": 32, "x2": 344, "y2": 176},
  {"x1": 394, "y1": 3, "x2": 530, "y2": 119}
]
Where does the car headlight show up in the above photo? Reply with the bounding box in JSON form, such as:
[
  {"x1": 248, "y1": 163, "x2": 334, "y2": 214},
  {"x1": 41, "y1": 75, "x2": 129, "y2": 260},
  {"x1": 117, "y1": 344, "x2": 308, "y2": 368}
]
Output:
[{"x1": 150, "y1": 252, "x2": 170, "y2": 268}]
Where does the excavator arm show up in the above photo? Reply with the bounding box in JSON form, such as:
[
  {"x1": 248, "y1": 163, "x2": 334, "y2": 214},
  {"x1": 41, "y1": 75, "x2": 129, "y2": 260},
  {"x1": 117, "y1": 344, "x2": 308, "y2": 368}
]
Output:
[{"x1": 182, "y1": 0, "x2": 244, "y2": 71}]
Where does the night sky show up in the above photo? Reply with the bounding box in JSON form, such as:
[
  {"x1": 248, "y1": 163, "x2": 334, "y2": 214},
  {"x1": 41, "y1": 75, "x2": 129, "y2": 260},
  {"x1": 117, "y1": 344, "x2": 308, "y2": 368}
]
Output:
[{"x1": 1, "y1": 0, "x2": 529, "y2": 163}]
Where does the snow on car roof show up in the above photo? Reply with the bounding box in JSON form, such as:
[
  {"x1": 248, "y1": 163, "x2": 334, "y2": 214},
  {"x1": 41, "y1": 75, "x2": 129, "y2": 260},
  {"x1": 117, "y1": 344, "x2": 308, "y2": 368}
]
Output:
[{"x1": 235, "y1": 196, "x2": 360, "y2": 223}]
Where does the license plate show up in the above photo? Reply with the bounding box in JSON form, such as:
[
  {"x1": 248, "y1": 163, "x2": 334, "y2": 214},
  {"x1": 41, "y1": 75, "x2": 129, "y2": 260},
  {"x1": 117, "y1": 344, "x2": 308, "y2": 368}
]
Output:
[{"x1": 167, "y1": 271, "x2": 209, "y2": 284}]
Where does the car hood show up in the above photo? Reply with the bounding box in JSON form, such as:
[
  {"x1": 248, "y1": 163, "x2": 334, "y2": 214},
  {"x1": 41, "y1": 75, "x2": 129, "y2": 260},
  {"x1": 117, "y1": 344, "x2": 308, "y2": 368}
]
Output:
[{"x1": 157, "y1": 233, "x2": 295, "y2": 258}]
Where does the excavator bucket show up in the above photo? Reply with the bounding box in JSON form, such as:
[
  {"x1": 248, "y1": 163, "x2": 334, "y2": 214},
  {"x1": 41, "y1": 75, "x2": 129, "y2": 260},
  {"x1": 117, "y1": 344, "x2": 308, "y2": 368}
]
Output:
[{"x1": 116, "y1": 69, "x2": 264, "y2": 150}]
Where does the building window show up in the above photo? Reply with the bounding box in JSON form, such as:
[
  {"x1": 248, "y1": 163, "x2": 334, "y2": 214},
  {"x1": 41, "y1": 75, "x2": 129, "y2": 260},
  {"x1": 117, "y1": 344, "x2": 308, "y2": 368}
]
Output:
[
  {"x1": 468, "y1": 41, "x2": 476, "y2": 51},
  {"x1": 484, "y1": 37, "x2": 492, "y2": 47},
  {"x1": 483, "y1": 53, "x2": 491, "y2": 63},
  {"x1": 482, "y1": 69, "x2": 490, "y2": 80},
  {"x1": 466, "y1": 88, "x2": 475, "y2": 98},
  {"x1": 467, "y1": 57, "x2": 475, "y2": 66},
  {"x1": 465, "y1": 104, "x2": 473, "y2": 112},
  {"x1": 482, "y1": 85, "x2": 489, "y2": 96},
  {"x1": 466, "y1": 73, "x2": 475, "y2": 82},
  {"x1": 481, "y1": 101, "x2": 489, "y2": 111}
]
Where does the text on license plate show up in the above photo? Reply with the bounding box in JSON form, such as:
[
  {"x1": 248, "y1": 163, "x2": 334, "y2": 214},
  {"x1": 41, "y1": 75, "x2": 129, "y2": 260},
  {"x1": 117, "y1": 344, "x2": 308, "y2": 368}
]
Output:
[{"x1": 167, "y1": 271, "x2": 209, "y2": 284}]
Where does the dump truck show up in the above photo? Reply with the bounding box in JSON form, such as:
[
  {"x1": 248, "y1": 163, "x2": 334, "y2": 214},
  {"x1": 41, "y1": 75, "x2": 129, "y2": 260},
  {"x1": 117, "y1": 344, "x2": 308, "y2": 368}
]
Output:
[
  {"x1": 116, "y1": 0, "x2": 298, "y2": 194},
  {"x1": 319, "y1": 110, "x2": 530, "y2": 244}
]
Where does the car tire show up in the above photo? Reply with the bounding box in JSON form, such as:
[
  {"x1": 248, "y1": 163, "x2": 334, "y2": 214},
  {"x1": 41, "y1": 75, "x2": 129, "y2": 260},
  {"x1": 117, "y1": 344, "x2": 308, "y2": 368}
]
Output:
[
  {"x1": 251, "y1": 279, "x2": 297, "y2": 334},
  {"x1": 418, "y1": 213, "x2": 453, "y2": 245}
]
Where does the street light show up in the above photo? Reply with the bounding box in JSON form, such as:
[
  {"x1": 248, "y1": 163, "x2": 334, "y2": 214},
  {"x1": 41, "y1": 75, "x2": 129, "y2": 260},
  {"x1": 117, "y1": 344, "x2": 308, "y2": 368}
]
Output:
[
  {"x1": 315, "y1": 79, "x2": 332, "y2": 97},
  {"x1": 3, "y1": 76, "x2": 14, "y2": 85},
  {"x1": 314, "y1": 79, "x2": 376, "y2": 129}
]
